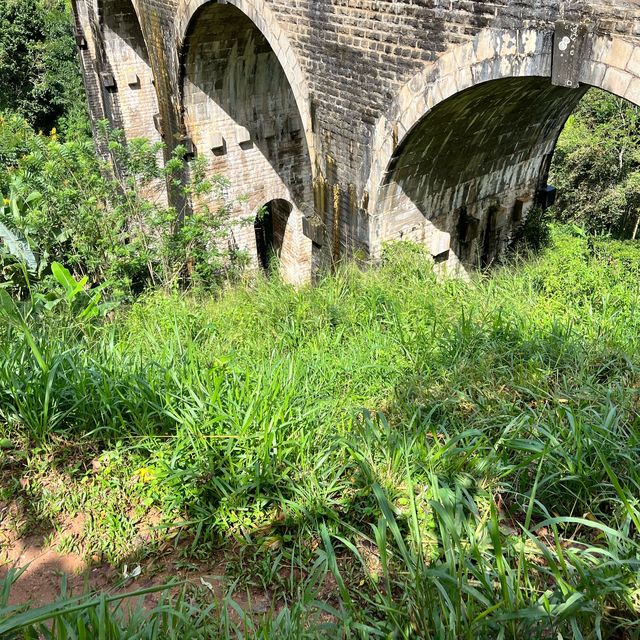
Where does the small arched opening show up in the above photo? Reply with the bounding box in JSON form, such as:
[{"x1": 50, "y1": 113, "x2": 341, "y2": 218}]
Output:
[{"x1": 254, "y1": 199, "x2": 293, "y2": 274}]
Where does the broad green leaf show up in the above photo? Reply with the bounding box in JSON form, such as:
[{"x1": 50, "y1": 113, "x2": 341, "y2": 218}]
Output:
[
  {"x1": 51, "y1": 261, "x2": 78, "y2": 294},
  {"x1": 0, "y1": 221, "x2": 37, "y2": 273}
]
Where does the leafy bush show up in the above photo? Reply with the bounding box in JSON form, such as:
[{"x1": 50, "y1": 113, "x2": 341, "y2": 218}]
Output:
[
  {"x1": 0, "y1": 0, "x2": 89, "y2": 136},
  {"x1": 510, "y1": 206, "x2": 551, "y2": 254},
  {"x1": 0, "y1": 118, "x2": 249, "y2": 300}
]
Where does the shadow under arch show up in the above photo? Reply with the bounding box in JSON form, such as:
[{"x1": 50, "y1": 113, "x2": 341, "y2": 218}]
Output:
[
  {"x1": 366, "y1": 28, "x2": 640, "y2": 270},
  {"x1": 377, "y1": 76, "x2": 588, "y2": 272},
  {"x1": 96, "y1": 0, "x2": 162, "y2": 147},
  {"x1": 180, "y1": 1, "x2": 313, "y2": 284},
  {"x1": 176, "y1": 0, "x2": 314, "y2": 160}
]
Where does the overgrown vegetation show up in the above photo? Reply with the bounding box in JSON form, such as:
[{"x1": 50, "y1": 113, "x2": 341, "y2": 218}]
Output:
[
  {"x1": 551, "y1": 88, "x2": 640, "y2": 239},
  {"x1": 1, "y1": 5, "x2": 639, "y2": 636},
  {"x1": 0, "y1": 0, "x2": 88, "y2": 136},
  {"x1": 0, "y1": 117, "x2": 249, "y2": 300},
  {"x1": 1, "y1": 230, "x2": 639, "y2": 638}
]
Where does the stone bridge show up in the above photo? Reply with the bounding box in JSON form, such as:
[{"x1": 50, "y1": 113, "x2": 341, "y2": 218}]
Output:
[{"x1": 71, "y1": 0, "x2": 640, "y2": 282}]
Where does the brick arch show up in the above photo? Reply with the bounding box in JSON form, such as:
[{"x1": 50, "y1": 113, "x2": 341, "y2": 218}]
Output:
[
  {"x1": 177, "y1": 0, "x2": 314, "y2": 160},
  {"x1": 179, "y1": 1, "x2": 313, "y2": 284},
  {"x1": 93, "y1": 0, "x2": 163, "y2": 145},
  {"x1": 251, "y1": 197, "x2": 308, "y2": 284},
  {"x1": 249, "y1": 189, "x2": 312, "y2": 285},
  {"x1": 366, "y1": 27, "x2": 640, "y2": 267}
]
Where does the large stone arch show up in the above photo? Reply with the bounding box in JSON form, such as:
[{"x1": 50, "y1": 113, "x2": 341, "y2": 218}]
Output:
[
  {"x1": 94, "y1": 0, "x2": 163, "y2": 145},
  {"x1": 367, "y1": 28, "x2": 640, "y2": 269},
  {"x1": 176, "y1": 0, "x2": 315, "y2": 162},
  {"x1": 180, "y1": 1, "x2": 313, "y2": 284}
]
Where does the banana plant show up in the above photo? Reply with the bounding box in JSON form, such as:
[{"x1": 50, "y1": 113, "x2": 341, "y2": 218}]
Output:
[
  {"x1": 1, "y1": 189, "x2": 114, "y2": 318},
  {"x1": 0, "y1": 287, "x2": 48, "y2": 372},
  {"x1": 0, "y1": 261, "x2": 112, "y2": 374},
  {"x1": 49, "y1": 261, "x2": 110, "y2": 320}
]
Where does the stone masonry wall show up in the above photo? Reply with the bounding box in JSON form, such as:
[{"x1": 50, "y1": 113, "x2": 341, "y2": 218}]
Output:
[
  {"x1": 182, "y1": 3, "x2": 312, "y2": 283},
  {"x1": 101, "y1": 0, "x2": 161, "y2": 141},
  {"x1": 74, "y1": 0, "x2": 640, "y2": 280}
]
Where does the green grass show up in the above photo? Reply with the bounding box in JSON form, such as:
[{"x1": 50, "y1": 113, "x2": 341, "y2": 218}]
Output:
[{"x1": 1, "y1": 227, "x2": 640, "y2": 638}]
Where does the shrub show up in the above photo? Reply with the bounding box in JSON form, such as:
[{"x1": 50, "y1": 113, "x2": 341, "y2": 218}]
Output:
[
  {"x1": 0, "y1": 0, "x2": 89, "y2": 136},
  {"x1": 0, "y1": 118, "x2": 249, "y2": 300},
  {"x1": 550, "y1": 88, "x2": 640, "y2": 238}
]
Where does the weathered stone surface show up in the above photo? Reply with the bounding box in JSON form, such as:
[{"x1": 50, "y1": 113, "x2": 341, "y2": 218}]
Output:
[
  {"x1": 73, "y1": 0, "x2": 640, "y2": 281},
  {"x1": 552, "y1": 22, "x2": 589, "y2": 88}
]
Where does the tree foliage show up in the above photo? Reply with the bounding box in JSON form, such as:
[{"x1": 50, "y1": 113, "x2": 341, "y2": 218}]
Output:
[
  {"x1": 0, "y1": 0, "x2": 89, "y2": 136},
  {"x1": 550, "y1": 88, "x2": 640, "y2": 239}
]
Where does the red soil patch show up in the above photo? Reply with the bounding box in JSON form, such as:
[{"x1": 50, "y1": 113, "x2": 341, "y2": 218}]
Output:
[{"x1": 0, "y1": 509, "x2": 229, "y2": 611}]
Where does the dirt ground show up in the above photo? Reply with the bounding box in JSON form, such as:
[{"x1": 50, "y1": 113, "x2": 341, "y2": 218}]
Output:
[
  {"x1": 0, "y1": 511, "x2": 233, "y2": 611},
  {"x1": 0, "y1": 470, "x2": 335, "y2": 622}
]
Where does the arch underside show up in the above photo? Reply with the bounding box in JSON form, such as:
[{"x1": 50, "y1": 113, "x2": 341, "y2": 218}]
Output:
[
  {"x1": 182, "y1": 2, "x2": 312, "y2": 284},
  {"x1": 100, "y1": 0, "x2": 161, "y2": 143},
  {"x1": 378, "y1": 76, "x2": 588, "y2": 271}
]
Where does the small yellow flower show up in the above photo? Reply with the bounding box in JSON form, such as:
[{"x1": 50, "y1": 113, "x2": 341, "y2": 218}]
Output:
[
  {"x1": 2, "y1": 199, "x2": 9, "y2": 206},
  {"x1": 135, "y1": 467, "x2": 155, "y2": 484}
]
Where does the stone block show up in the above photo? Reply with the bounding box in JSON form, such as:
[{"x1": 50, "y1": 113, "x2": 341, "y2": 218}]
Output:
[
  {"x1": 552, "y1": 22, "x2": 589, "y2": 88},
  {"x1": 430, "y1": 230, "x2": 451, "y2": 258},
  {"x1": 100, "y1": 72, "x2": 116, "y2": 90},
  {"x1": 181, "y1": 137, "x2": 196, "y2": 158},
  {"x1": 209, "y1": 132, "x2": 225, "y2": 152},
  {"x1": 625, "y1": 77, "x2": 640, "y2": 105},
  {"x1": 302, "y1": 216, "x2": 324, "y2": 246},
  {"x1": 580, "y1": 60, "x2": 607, "y2": 87},
  {"x1": 602, "y1": 66, "x2": 632, "y2": 97},
  {"x1": 602, "y1": 37, "x2": 634, "y2": 69},
  {"x1": 627, "y1": 46, "x2": 640, "y2": 76},
  {"x1": 75, "y1": 32, "x2": 87, "y2": 49},
  {"x1": 153, "y1": 113, "x2": 162, "y2": 135},
  {"x1": 235, "y1": 125, "x2": 251, "y2": 145},
  {"x1": 263, "y1": 120, "x2": 276, "y2": 138}
]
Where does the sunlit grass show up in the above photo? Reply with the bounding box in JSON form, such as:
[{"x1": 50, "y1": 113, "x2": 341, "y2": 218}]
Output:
[{"x1": 1, "y1": 227, "x2": 639, "y2": 638}]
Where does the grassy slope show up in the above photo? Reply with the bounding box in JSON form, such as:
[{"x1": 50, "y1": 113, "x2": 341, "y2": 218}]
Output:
[{"x1": 1, "y1": 228, "x2": 639, "y2": 638}]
